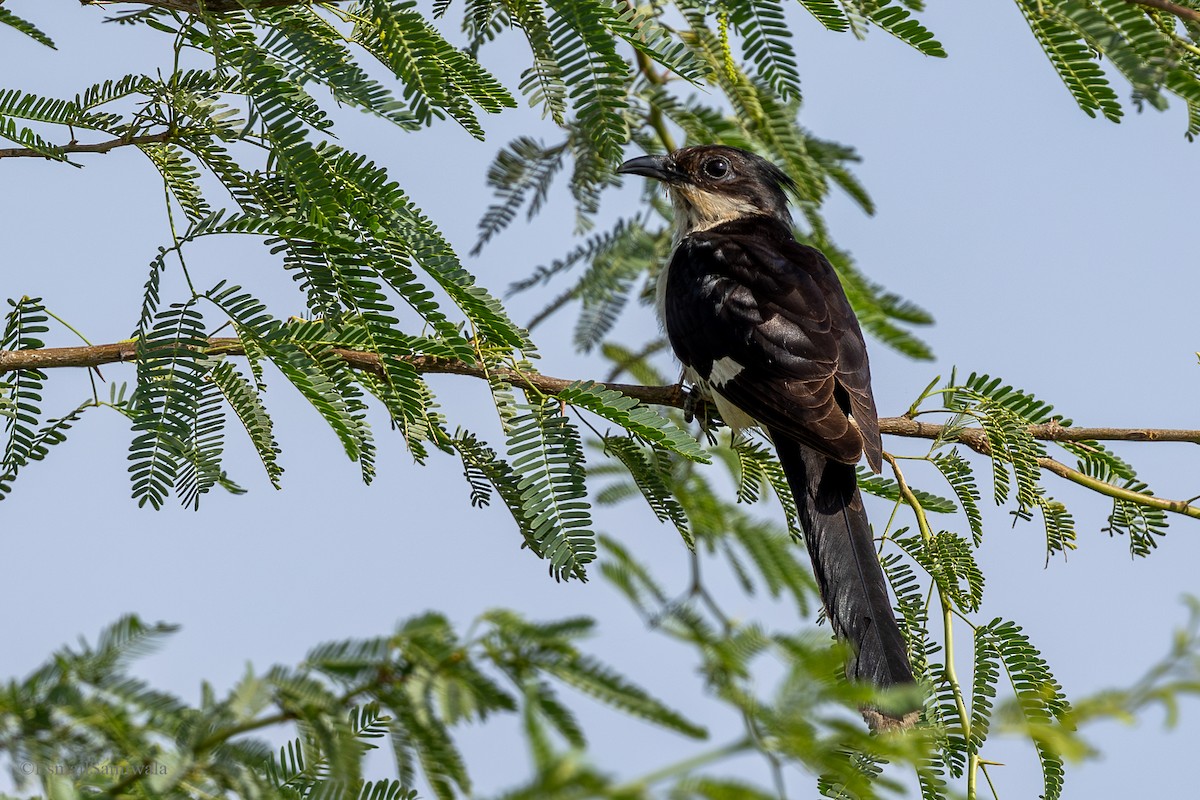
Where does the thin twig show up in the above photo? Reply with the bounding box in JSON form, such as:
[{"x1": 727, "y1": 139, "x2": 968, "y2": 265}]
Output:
[
  {"x1": 604, "y1": 337, "x2": 670, "y2": 383},
  {"x1": 82, "y1": 0, "x2": 338, "y2": 13},
  {"x1": 1037, "y1": 455, "x2": 1200, "y2": 519},
  {"x1": 92, "y1": 0, "x2": 1200, "y2": 28},
  {"x1": 0, "y1": 131, "x2": 173, "y2": 160},
  {"x1": 883, "y1": 452, "x2": 978, "y2": 800},
  {"x1": 884, "y1": 418, "x2": 1200, "y2": 519},
  {"x1": 611, "y1": 736, "x2": 753, "y2": 793},
  {"x1": 1125, "y1": 0, "x2": 1200, "y2": 25},
  {"x1": 883, "y1": 416, "x2": 1200, "y2": 446}
]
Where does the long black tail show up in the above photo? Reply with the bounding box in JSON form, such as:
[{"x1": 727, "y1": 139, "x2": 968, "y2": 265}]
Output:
[{"x1": 772, "y1": 430, "x2": 919, "y2": 729}]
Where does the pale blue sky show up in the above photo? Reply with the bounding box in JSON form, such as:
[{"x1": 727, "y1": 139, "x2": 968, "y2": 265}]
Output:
[{"x1": 3, "y1": 2, "x2": 1199, "y2": 798}]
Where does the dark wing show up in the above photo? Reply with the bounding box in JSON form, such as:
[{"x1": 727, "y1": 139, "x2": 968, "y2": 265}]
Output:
[{"x1": 663, "y1": 216, "x2": 882, "y2": 471}]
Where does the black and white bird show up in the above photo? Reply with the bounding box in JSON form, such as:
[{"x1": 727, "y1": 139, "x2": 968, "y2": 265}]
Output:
[{"x1": 618, "y1": 145, "x2": 920, "y2": 730}]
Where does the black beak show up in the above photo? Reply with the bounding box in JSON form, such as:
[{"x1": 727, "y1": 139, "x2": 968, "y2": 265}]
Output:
[{"x1": 617, "y1": 154, "x2": 680, "y2": 184}]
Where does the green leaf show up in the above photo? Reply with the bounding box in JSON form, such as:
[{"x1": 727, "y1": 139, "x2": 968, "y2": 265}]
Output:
[
  {"x1": 129, "y1": 301, "x2": 210, "y2": 509},
  {"x1": 0, "y1": 114, "x2": 67, "y2": 160},
  {"x1": 956, "y1": 372, "x2": 1060, "y2": 424},
  {"x1": 599, "y1": 339, "x2": 670, "y2": 386},
  {"x1": 947, "y1": 373, "x2": 1051, "y2": 514},
  {"x1": 970, "y1": 624, "x2": 1001, "y2": 757},
  {"x1": 1060, "y1": 0, "x2": 1169, "y2": 111},
  {"x1": 142, "y1": 142, "x2": 211, "y2": 223},
  {"x1": 0, "y1": 88, "x2": 98, "y2": 127},
  {"x1": 524, "y1": 678, "x2": 586, "y2": 749},
  {"x1": 882, "y1": 552, "x2": 940, "y2": 685},
  {"x1": 598, "y1": 436, "x2": 691, "y2": 547},
  {"x1": 979, "y1": 618, "x2": 1071, "y2": 800},
  {"x1": 1, "y1": 297, "x2": 48, "y2": 476},
  {"x1": 353, "y1": 0, "x2": 515, "y2": 137},
  {"x1": 1038, "y1": 494, "x2": 1077, "y2": 561},
  {"x1": 795, "y1": 0, "x2": 851, "y2": 32},
  {"x1": 869, "y1": 2, "x2": 946, "y2": 57},
  {"x1": 259, "y1": 5, "x2": 420, "y2": 129},
  {"x1": 508, "y1": 215, "x2": 652, "y2": 297},
  {"x1": 1166, "y1": 68, "x2": 1200, "y2": 141},
  {"x1": 858, "y1": 467, "x2": 958, "y2": 514},
  {"x1": 474, "y1": 137, "x2": 567, "y2": 254},
  {"x1": 392, "y1": 703, "x2": 469, "y2": 800},
  {"x1": 173, "y1": 368, "x2": 236, "y2": 509},
  {"x1": 0, "y1": 5, "x2": 56, "y2": 48},
  {"x1": 506, "y1": 400, "x2": 596, "y2": 580},
  {"x1": 598, "y1": 533, "x2": 670, "y2": 618},
  {"x1": 895, "y1": 530, "x2": 985, "y2": 613},
  {"x1": 510, "y1": 0, "x2": 569, "y2": 124},
  {"x1": 608, "y1": 5, "x2": 705, "y2": 84},
  {"x1": 209, "y1": 360, "x2": 283, "y2": 489},
  {"x1": 731, "y1": 0, "x2": 801, "y2": 100},
  {"x1": 1080, "y1": 456, "x2": 1168, "y2": 557},
  {"x1": 267, "y1": 338, "x2": 377, "y2": 483},
  {"x1": 729, "y1": 437, "x2": 801, "y2": 536},
  {"x1": 559, "y1": 381, "x2": 708, "y2": 462},
  {"x1": 75, "y1": 73, "x2": 154, "y2": 114},
  {"x1": 484, "y1": 607, "x2": 705, "y2": 736},
  {"x1": 929, "y1": 656, "x2": 968, "y2": 777},
  {"x1": 728, "y1": 516, "x2": 817, "y2": 616},
  {"x1": 544, "y1": 652, "x2": 706, "y2": 739},
  {"x1": 932, "y1": 449, "x2": 983, "y2": 545},
  {"x1": 1016, "y1": 0, "x2": 1122, "y2": 122},
  {"x1": 671, "y1": 776, "x2": 778, "y2": 799},
  {"x1": 0, "y1": 400, "x2": 89, "y2": 502},
  {"x1": 543, "y1": 0, "x2": 631, "y2": 219}
]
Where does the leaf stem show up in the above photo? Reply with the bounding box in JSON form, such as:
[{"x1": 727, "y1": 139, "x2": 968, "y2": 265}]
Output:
[
  {"x1": 1173, "y1": 34, "x2": 1200, "y2": 59},
  {"x1": 43, "y1": 309, "x2": 93, "y2": 346},
  {"x1": 0, "y1": 130, "x2": 174, "y2": 160},
  {"x1": 634, "y1": 49, "x2": 678, "y2": 151},
  {"x1": 1037, "y1": 455, "x2": 1200, "y2": 519},
  {"x1": 883, "y1": 452, "x2": 977, "y2": 799},
  {"x1": 615, "y1": 735, "x2": 753, "y2": 791},
  {"x1": 980, "y1": 761, "x2": 1002, "y2": 799}
]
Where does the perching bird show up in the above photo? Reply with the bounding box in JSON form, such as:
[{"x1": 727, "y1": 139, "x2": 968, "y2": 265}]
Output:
[{"x1": 618, "y1": 145, "x2": 920, "y2": 731}]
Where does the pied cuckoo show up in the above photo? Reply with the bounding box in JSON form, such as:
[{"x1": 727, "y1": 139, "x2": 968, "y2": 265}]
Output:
[{"x1": 618, "y1": 145, "x2": 920, "y2": 731}]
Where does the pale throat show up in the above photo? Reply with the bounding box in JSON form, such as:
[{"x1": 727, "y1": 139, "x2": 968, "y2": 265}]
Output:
[{"x1": 669, "y1": 186, "x2": 759, "y2": 244}]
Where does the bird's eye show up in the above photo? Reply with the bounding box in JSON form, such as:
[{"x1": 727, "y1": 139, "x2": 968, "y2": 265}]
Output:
[{"x1": 703, "y1": 157, "x2": 730, "y2": 179}]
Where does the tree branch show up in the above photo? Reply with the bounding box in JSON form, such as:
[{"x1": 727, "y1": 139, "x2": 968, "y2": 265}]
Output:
[
  {"x1": 1125, "y1": 0, "x2": 1200, "y2": 25},
  {"x1": 4, "y1": 339, "x2": 1200, "y2": 445},
  {"x1": 0, "y1": 338, "x2": 685, "y2": 407},
  {"x1": 0, "y1": 131, "x2": 173, "y2": 160},
  {"x1": 880, "y1": 416, "x2": 1200, "y2": 446},
  {"x1": 4, "y1": 337, "x2": 1199, "y2": 517},
  {"x1": 87, "y1": 0, "x2": 1200, "y2": 27},
  {"x1": 83, "y1": 0, "x2": 345, "y2": 13},
  {"x1": 885, "y1": 419, "x2": 1200, "y2": 521}
]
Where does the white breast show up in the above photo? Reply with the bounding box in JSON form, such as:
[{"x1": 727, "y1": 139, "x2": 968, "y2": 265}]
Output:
[
  {"x1": 686, "y1": 367, "x2": 759, "y2": 432},
  {"x1": 658, "y1": 207, "x2": 760, "y2": 434}
]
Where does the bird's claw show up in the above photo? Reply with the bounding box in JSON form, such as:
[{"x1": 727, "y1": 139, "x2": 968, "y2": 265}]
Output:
[{"x1": 682, "y1": 384, "x2": 699, "y2": 424}]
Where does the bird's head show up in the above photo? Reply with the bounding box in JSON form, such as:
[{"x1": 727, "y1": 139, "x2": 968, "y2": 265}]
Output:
[{"x1": 617, "y1": 145, "x2": 794, "y2": 240}]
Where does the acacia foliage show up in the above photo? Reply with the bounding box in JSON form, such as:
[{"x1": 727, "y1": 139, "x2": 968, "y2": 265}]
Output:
[{"x1": 2, "y1": 1, "x2": 1200, "y2": 798}]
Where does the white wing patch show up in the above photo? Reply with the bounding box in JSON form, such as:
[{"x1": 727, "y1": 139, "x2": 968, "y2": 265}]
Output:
[
  {"x1": 707, "y1": 356, "x2": 745, "y2": 386},
  {"x1": 685, "y1": 365, "x2": 758, "y2": 432}
]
